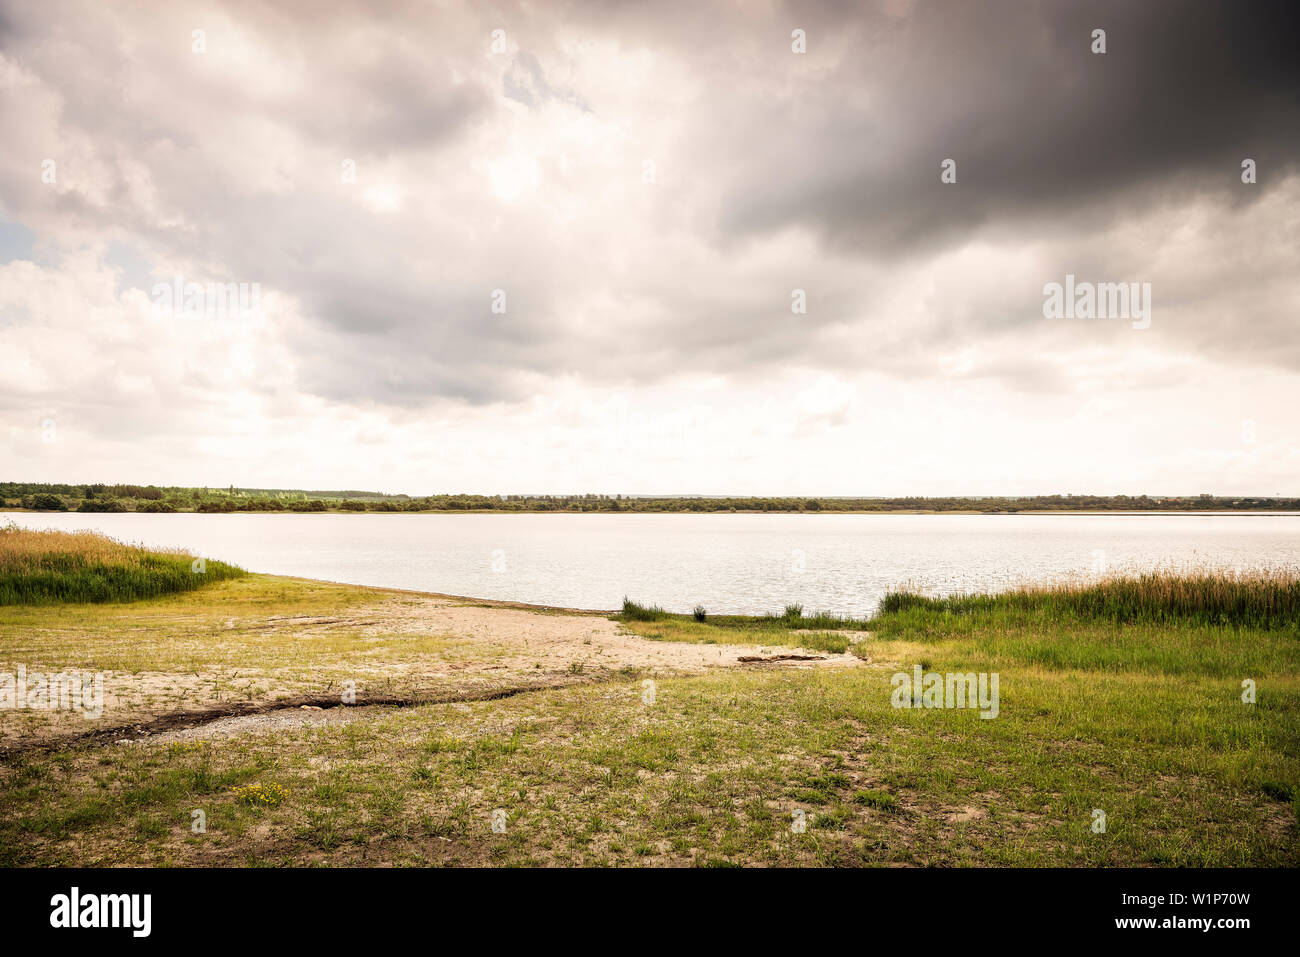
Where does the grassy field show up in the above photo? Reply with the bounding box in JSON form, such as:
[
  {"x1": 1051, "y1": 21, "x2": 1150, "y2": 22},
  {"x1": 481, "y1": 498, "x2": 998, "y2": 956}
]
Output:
[{"x1": 0, "y1": 543, "x2": 1296, "y2": 866}]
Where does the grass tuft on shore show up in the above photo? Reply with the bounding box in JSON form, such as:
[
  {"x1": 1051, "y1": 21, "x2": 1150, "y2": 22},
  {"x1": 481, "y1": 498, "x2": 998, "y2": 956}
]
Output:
[
  {"x1": 620, "y1": 597, "x2": 667, "y2": 621},
  {"x1": 0, "y1": 524, "x2": 245, "y2": 605},
  {"x1": 616, "y1": 598, "x2": 870, "y2": 652}
]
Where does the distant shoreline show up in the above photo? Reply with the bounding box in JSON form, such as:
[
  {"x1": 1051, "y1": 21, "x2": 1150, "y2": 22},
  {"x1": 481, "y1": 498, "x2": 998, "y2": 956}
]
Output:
[{"x1": 7, "y1": 485, "x2": 1300, "y2": 515}]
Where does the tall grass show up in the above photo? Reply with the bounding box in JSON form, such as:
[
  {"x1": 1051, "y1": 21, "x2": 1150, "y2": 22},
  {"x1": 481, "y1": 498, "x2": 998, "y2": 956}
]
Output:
[
  {"x1": 876, "y1": 568, "x2": 1300, "y2": 631},
  {"x1": 621, "y1": 597, "x2": 667, "y2": 621},
  {"x1": 0, "y1": 524, "x2": 245, "y2": 605}
]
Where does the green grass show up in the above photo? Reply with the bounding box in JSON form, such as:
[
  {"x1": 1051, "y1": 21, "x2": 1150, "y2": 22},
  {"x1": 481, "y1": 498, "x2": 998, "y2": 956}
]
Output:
[
  {"x1": 3, "y1": 655, "x2": 1294, "y2": 866},
  {"x1": 863, "y1": 570, "x2": 1300, "y2": 677},
  {"x1": 854, "y1": 789, "x2": 900, "y2": 812},
  {"x1": 878, "y1": 568, "x2": 1300, "y2": 632},
  {"x1": 617, "y1": 597, "x2": 870, "y2": 652},
  {"x1": 0, "y1": 525, "x2": 245, "y2": 605},
  {"x1": 620, "y1": 597, "x2": 667, "y2": 621},
  {"x1": 1, "y1": 568, "x2": 1296, "y2": 866}
]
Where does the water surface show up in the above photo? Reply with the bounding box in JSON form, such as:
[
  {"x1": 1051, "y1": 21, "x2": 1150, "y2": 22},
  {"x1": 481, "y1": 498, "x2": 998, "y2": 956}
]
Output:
[{"x1": 4, "y1": 511, "x2": 1297, "y2": 617}]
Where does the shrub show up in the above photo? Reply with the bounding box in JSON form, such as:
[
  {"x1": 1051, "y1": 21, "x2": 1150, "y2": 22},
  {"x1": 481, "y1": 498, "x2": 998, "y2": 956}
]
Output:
[
  {"x1": 27, "y1": 493, "x2": 67, "y2": 511},
  {"x1": 137, "y1": 500, "x2": 177, "y2": 513},
  {"x1": 77, "y1": 499, "x2": 126, "y2": 513}
]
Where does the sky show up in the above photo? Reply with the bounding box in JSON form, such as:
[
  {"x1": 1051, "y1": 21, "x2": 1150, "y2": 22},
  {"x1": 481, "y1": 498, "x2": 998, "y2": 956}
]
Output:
[{"x1": 1, "y1": 0, "x2": 1297, "y2": 497}]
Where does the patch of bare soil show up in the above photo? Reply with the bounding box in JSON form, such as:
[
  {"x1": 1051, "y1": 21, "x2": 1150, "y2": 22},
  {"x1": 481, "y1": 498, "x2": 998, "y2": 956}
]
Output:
[
  {"x1": 3, "y1": 591, "x2": 863, "y2": 751},
  {"x1": 378, "y1": 597, "x2": 860, "y2": 673}
]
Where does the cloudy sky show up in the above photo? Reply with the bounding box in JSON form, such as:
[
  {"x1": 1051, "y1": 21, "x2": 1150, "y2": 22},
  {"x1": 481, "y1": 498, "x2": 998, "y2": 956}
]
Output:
[{"x1": 1, "y1": 0, "x2": 1297, "y2": 496}]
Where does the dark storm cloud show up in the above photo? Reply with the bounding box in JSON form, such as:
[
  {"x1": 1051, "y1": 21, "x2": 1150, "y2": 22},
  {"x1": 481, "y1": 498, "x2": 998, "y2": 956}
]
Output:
[{"x1": 715, "y1": 0, "x2": 1300, "y2": 254}]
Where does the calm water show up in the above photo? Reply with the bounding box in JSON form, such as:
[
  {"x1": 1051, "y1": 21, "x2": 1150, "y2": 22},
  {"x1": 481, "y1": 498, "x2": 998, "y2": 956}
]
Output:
[{"x1": 4, "y1": 512, "x2": 1298, "y2": 617}]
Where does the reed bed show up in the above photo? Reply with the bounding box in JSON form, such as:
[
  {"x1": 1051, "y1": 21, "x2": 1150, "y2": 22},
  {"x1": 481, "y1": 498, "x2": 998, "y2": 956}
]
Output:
[
  {"x1": 0, "y1": 524, "x2": 244, "y2": 605},
  {"x1": 877, "y1": 566, "x2": 1300, "y2": 630}
]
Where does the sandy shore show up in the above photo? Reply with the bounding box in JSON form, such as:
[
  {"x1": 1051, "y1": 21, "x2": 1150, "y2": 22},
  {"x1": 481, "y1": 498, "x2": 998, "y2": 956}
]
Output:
[{"x1": 0, "y1": 577, "x2": 862, "y2": 752}]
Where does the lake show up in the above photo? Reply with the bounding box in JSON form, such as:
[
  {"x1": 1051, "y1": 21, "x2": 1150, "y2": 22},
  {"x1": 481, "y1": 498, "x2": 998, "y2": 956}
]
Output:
[{"x1": 3, "y1": 511, "x2": 1298, "y2": 617}]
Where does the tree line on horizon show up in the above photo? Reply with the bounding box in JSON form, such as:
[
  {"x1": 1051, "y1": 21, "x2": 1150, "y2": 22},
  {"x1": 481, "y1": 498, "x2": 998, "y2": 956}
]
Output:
[{"x1": 2, "y1": 483, "x2": 1296, "y2": 514}]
